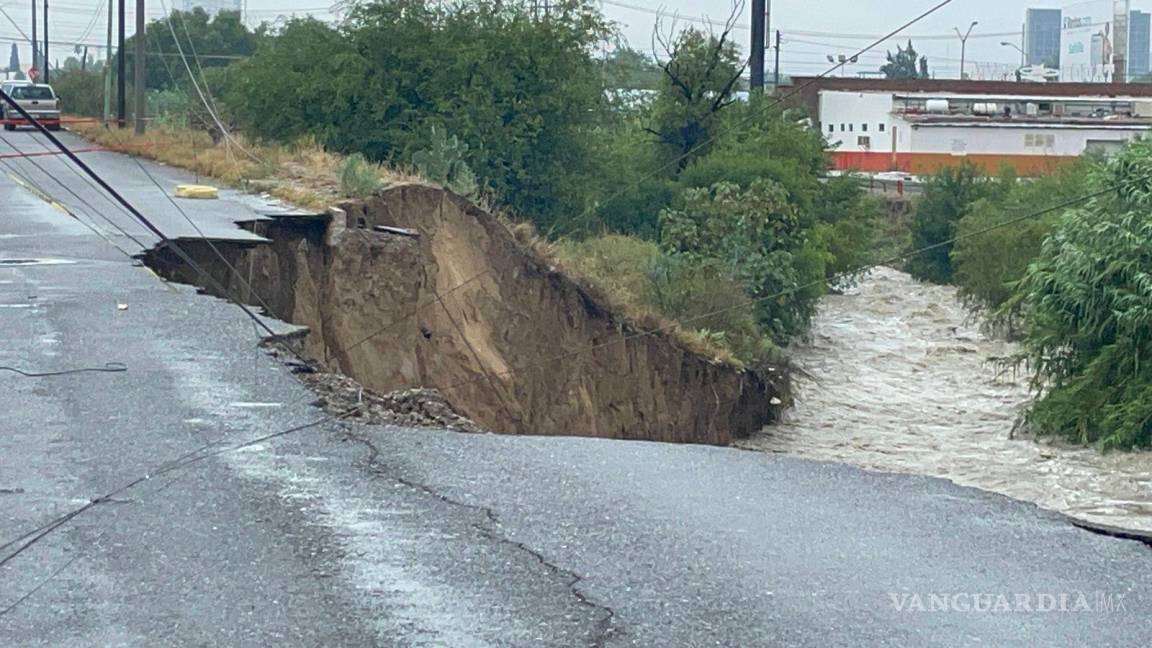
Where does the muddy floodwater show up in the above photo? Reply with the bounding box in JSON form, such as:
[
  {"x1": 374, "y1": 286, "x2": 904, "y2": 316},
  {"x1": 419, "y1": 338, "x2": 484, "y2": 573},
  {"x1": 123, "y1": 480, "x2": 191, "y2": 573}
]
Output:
[{"x1": 741, "y1": 267, "x2": 1152, "y2": 533}]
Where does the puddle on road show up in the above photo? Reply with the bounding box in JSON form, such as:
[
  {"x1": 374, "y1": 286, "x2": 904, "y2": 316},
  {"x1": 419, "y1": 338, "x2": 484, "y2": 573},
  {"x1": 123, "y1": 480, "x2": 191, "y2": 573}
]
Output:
[{"x1": 740, "y1": 267, "x2": 1152, "y2": 532}]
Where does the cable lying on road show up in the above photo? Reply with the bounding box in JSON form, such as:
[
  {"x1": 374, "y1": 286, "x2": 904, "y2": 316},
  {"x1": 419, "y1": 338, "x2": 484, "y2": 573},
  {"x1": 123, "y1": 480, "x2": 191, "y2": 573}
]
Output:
[
  {"x1": 0, "y1": 362, "x2": 127, "y2": 378},
  {"x1": 0, "y1": 411, "x2": 351, "y2": 577}
]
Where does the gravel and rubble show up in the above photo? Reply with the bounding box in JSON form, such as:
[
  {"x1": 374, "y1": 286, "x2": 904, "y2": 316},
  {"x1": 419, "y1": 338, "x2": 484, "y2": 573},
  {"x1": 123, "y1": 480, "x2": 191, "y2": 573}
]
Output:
[{"x1": 262, "y1": 342, "x2": 485, "y2": 433}]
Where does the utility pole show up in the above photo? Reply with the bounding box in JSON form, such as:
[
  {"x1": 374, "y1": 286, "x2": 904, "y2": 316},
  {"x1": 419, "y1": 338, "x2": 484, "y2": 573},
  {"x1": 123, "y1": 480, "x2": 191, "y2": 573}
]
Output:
[
  {"x1": 774, "y1": 30, "x2": 781, "y2": 89},
  {"x1": 117, "y1": 0, "x2": 125, "y2": 127},
  {"x1": 750, "y1": 0, "x2": 765, "y2": 91},
  {"x1": 134, "y1": 0, "x2": 144, "y2": 134},
  {"x1": 42, "y1": 0, "x2": 48, "y2": 83},
  {"x1": 30, "y1": 0, "x2": 36, "y2": 75},
  {"x1": 104, "y1": 0, "x2": 112, "y2": 122}
]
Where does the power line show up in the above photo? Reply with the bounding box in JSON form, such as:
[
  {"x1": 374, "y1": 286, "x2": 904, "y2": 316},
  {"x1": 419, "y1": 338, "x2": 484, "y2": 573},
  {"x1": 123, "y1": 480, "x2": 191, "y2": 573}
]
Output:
[{"x1": 0, "y1": 136, "x2": 154, "y2": 252}]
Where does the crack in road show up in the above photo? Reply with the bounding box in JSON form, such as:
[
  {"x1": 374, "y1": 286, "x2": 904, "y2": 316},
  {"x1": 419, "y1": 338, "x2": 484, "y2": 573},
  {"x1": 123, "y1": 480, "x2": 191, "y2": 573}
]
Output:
[{"x1": 341, "y1": 425, "x2": 621, "y2": 647}]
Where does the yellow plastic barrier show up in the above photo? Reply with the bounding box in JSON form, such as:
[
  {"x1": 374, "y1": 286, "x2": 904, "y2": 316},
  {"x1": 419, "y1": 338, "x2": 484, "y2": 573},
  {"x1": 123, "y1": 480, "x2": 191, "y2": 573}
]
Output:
[{"x1": 175, "y1": 184, "x2": 219, "y2": 199}]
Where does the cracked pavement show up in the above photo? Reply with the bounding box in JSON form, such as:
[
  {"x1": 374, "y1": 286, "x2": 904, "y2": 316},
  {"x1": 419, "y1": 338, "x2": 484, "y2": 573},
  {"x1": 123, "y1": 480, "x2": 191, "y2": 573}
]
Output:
[{"x1": 1, "y1": 130, "x2": 1151, "y2": 646}]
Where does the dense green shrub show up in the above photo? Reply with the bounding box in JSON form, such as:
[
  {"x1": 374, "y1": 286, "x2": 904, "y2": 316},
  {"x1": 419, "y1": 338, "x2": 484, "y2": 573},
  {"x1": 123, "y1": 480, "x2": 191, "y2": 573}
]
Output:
[
  {"x1": 906, "y1": 164, "x2": 1000, "y2": 284},
  {"x1": 660, "y1": 180, "x2": 826, "y2": 342},
  {"x1": 50, "y1": 70, "x2": 105, "y2": 117},
  {"x1": 1014, "y1": 141, "x2": 1152, "y2": 449},
  {"x1": 338, "y1": 153, "x2": 380, "y2": 199},
  {"x1": 951, "y1": 162, "x2": 1093, "y2": 323}
]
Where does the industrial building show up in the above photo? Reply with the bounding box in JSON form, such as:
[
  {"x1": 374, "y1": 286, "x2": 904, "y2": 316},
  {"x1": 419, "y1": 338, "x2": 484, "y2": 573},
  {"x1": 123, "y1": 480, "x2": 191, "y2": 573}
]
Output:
[
  {"x1": 1026, "y1": 8, "x2": 1063, "y2": 68},
  {"x1": 1130, "y1": 10, "x2": 1151, "y2": 77},
  {"x1": 792, "y1": 77, "x2": 1152, "y2": 175}
]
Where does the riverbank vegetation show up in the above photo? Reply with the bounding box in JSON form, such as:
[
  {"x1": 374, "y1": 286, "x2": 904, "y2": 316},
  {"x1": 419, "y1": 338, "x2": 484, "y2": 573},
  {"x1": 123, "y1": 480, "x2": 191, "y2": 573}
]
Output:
[{"x1": 907, "y1": 148, "x2": 1152, "y2": 449}]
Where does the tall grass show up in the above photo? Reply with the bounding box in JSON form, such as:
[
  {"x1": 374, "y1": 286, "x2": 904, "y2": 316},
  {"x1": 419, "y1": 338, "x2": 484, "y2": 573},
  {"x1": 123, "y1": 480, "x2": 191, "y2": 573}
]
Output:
[{"x1": 67, "y1": 121, "x2": 420, "y2": 210}]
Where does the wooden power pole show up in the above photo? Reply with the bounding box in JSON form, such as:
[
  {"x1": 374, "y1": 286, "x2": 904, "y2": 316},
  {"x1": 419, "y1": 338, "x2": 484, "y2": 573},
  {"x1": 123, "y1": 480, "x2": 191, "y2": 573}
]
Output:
[
  {"x1": 42, "y1": 0, "x2": 48, "y2": 83},
  {"x1": 117, "y1": 0, "x2": 125, "y2": 127},
  {"x1": 104, "y1": 0, "x2": 112, "y2": 122},
  {"x1": 134, "y1": 0, "x2": 145, "y2": 134}
]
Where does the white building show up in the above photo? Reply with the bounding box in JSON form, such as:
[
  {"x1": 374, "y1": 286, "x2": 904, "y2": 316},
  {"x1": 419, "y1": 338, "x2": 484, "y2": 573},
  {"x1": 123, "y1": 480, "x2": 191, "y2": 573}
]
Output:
[{"x1": 820, "y1": 88, "x2": 1152, "y2": 175}]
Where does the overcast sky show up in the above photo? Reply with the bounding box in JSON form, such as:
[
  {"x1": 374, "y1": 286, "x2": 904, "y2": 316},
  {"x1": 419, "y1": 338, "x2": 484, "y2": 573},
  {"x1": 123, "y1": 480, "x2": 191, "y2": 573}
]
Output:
[{"x1": 1, "y1": 1, "x2": 1145, "y2": 80}]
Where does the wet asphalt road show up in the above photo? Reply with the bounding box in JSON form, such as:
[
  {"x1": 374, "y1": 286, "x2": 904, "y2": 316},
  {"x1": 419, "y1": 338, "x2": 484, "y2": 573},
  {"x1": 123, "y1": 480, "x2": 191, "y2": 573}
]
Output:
[{"x1": 1, "y1": 130, "x2": 1151, "y2": 647}]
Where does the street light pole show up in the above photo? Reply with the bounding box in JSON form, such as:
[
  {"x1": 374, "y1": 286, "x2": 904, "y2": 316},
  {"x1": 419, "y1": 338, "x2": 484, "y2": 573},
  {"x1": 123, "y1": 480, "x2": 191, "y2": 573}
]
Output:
[
  {"x1": 1001, "y1": 41, "x2": 1027, "y2": 67},
  {"x1": 954, "y1": 21, "x2": 978, "y2": 79}
]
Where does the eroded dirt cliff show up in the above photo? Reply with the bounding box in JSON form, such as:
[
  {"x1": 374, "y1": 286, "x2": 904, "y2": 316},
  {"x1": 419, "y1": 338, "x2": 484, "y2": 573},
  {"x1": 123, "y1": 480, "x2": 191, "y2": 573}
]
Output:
[{"x1": 145, "y1": 184, "x2": 786, "y2": 444}]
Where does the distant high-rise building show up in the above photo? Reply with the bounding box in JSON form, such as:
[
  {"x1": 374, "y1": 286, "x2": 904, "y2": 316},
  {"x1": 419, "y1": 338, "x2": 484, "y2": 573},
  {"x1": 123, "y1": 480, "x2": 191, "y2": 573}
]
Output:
[
  {"x1": 1130, "y1": 10, "x2": 1151, "y2": 79},
  {"x1": 179, "y1": 0, "x2": 243, "y2": 16},
  {"x1": 1026, "y1": 8, "x2": 1063, "y2": 68}
]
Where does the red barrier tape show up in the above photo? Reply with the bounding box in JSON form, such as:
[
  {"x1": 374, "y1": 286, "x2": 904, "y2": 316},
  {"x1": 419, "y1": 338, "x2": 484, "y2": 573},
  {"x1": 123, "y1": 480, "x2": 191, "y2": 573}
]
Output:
[{"x1": 0, "y1": 146, "x2": 112, "y2": 160}]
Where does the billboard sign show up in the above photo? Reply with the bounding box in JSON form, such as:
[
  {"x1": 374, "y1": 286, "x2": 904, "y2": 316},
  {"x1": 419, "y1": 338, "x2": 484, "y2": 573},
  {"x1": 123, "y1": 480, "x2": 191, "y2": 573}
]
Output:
[{"x1": 1062, "y1": 1, "x2": 1117, "y2": 81}]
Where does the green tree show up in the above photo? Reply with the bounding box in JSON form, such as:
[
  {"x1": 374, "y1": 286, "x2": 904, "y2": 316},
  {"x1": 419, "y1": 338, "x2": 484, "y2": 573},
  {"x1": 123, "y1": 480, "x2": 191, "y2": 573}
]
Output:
[
  {"x1": 126, "y1": 9, "x2": 261, "y2": 92},
  {"x1": 678, "y1": 97, "x2": 881, "y2": 278},
  {"x1": 1014, "y1": 140, "x2": 1152, "y2": 449},
  {"x1": 881, "y1": 40, "x2": 928, "y2": 80},
  {"x1": 602, "y1": 46, "x2": 662, "y2": 90},
  {"x1": 659, "y1": 180, "x2": 826, "y2": 342},
  {"x1": 222, "y1": 1, "x2": 609, "y2": 230},
  {"x1": 906, "y1": 164, "x2": 997, "y2": 284}
]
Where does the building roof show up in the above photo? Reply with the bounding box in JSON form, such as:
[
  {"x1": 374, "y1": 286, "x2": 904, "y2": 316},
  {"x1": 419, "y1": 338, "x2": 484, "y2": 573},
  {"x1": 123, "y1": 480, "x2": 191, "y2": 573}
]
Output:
[
  {"x1": 899, "y1": 115, "x2": 1152, "y2": 129},
  {"x1": 787, "y1": 76, "x2": 1152, "y2": 117},
  {"x1": 891, "y1": 92, "x2": 1152, "y2": 103}
]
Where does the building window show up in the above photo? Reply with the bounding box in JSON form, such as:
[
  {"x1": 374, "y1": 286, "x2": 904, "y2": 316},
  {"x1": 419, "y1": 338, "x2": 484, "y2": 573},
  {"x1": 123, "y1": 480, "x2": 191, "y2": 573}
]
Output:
[
  {"x1": 840, "y1": 124, "x2": 846, "y2": 132},
  {"x1": 828, "y1": 124, "x2": 835, "y2": 133},
  {"x1": 858, "y1": 136, "x2": 872, "y2": 148},
  {"x1": 1026, "y1": 133, "x2": 1056, "y2": 148},
  {"x1": 849, "y1": 123, "x2": 854, "y2": 132},
  {"x1": 879, "y1": 123, "x2": 886, "y2": 132},
  {"x1": 861, "y1": 123, "x2": 868, "y2": 132}
]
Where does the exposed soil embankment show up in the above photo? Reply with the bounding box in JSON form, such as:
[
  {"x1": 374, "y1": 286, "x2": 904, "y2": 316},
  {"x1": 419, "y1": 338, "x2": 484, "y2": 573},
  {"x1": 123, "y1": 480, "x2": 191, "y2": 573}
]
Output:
[{"x1": 146, "y1": 184, "x2": 786, "y2": 444}]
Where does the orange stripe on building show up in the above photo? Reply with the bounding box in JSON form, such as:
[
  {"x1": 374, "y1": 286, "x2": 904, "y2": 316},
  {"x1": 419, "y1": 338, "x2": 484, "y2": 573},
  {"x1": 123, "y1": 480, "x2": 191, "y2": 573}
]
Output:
[{"x1": 830, "y1": 151, "x2": 1079, "y2": 176}]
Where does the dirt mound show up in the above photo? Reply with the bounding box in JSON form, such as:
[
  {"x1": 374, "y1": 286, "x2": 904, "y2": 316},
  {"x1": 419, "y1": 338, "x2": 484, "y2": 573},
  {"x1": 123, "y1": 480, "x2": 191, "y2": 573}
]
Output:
[{"x1": 145, "y1": 183, "x2": 786, "y2": 445}]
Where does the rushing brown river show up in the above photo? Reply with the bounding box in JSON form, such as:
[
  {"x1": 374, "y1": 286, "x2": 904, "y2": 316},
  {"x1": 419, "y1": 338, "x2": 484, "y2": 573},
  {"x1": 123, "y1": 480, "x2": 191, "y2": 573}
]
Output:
[{"x1": 741, "y1": 267, "x2": 1152, "y2": 533}]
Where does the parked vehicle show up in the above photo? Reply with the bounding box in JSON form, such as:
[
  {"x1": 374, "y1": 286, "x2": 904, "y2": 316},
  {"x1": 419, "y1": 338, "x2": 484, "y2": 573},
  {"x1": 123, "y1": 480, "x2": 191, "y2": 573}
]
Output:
[
  {"x1": 0, "y1": 80, "x2": 32, "y2": 121},
  {"x1": 2, "y1": 84, "x2": 61, "y2": 131}
]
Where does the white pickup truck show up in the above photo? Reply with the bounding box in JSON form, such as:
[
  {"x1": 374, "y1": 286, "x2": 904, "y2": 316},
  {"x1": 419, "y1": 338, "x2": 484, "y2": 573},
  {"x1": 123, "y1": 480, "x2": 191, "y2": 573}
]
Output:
[{"x1": 1, "y1": 83, "x2": 61, "y2": 131}]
